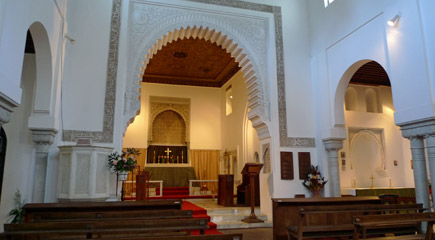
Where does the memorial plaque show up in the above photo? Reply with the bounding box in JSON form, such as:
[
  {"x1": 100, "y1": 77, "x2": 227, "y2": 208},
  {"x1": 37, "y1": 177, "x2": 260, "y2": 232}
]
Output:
[
  {"x1": 280, "y1": 152, "x2": 294, "y2": 180},
  {"x1": 298, "y1": 152, "x2": 311, "y2": 180}
]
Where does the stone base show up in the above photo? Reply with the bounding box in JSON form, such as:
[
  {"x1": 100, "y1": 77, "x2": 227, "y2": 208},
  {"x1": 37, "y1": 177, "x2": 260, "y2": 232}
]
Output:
[{"x1": 242, "y1": 217, "x2": 264, "y2": 223}]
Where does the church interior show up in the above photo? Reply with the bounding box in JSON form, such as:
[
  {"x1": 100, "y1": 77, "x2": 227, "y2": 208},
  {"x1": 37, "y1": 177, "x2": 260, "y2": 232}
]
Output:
[{"x1": 0, "y1": 0, "x2": 435, "y2": 239}]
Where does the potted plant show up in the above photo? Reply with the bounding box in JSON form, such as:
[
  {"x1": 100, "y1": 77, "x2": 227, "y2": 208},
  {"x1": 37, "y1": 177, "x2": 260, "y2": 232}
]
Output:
[
  {"x1": 108, "y1": 148, "x2": 140, "y2": 181},
  {"x1": 8, "y1": 189, "x2": 25, "y2": 224},
  {"x1": 302, "y1": 165, "x2": 327, "y2": 197}
]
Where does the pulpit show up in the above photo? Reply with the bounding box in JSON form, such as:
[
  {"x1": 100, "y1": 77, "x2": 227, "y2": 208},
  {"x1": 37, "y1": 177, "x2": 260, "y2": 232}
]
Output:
[{"x1": 218, "y1": 174, "x2": 234, "y2": 207}]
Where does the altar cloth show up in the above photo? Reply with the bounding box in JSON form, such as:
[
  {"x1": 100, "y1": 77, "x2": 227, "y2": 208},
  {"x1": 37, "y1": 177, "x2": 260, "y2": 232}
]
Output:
[{"x1": 145, "y1": 167, "x2": 197, "y2": 187}]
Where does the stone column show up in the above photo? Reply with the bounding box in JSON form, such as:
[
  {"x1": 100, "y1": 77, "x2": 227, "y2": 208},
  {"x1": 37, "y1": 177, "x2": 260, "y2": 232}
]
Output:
[
  {"x1": 425, "y1": 136, "x2": 435, "y2": 207},
  {"x1": 31, "y1": 129, "x2": 57, "y2": 203},
  {"x1": 0, "y1": 106, "x2": 11, "y2": 128},
  {"x1": 323, "y1": 138, "x2": 344, "y2": 197},
  {"x1": 409, "y1": 137, "x2": 430, "y2": 209}
]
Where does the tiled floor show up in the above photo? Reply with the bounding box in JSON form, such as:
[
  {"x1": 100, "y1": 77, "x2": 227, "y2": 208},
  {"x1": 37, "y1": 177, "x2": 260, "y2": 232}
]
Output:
[
  {"x1": 220, "y1": 228, "x2": 273, "y2": 240},
  {"x1": 187, "y1": 198, "x2": 260, "y2": 211}
]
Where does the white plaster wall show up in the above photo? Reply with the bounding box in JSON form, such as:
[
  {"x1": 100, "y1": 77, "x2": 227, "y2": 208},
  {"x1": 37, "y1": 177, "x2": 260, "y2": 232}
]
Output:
[
  {"x1": 123, "y1": 83, "x2": 222, "y2": 150},
  {"x1": 309, "y1": 0, "x2": 433, "y2": 131},
  {"x1": 0, "y1": 0, "x2": 63, "y2": 105},
  {"x1": 0, "y1": 55, "x2": 37, "y2": 227},
  {"x1": 220, "y1": 71, "x2": 260, "y2": 180},
  {"x1": 340, "y1": 84, "x2": 414, "y2": 189},
  {"x1": 62, "y1": 0, "x2": 112, "y2": 131}
]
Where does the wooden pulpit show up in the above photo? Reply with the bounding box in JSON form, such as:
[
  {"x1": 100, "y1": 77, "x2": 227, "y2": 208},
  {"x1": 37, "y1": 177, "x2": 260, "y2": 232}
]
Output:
[
  {"x1": 136, "y1": 171, "x2": 150, "y2": 201},
  {"x1": 240, "y1": 163, "x2": 263, "y2": 223},
  {"x1": 218, "y1": 174, "x2": 234, "y2": 207}
]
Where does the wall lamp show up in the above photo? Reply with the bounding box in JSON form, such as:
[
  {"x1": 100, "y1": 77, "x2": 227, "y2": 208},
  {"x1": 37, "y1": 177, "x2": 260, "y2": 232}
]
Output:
[{"x1": 387, "y1": 14, "x2": 400, "y2": 27}]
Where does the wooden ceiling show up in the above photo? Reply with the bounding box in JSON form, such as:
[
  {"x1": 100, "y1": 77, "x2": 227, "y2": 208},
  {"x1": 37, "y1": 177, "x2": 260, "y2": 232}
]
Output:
[
  {"x1": 143, "y1": 38, "x2": 240, "y2": 88},
  {"x1": 350, "y1": 61, "x2": 391, "y2": 86}
]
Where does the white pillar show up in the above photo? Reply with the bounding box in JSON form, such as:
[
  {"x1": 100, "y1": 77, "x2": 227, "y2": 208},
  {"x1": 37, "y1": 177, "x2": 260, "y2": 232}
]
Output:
[
  {"x1": 31, "y1": 130, "x2": 57, "y2": 203},
  {"x1": 323, "y1": 138, "x2": 344, "y2": 197},
  {"x1": 409, "y1": 137, "x2": 430, "y2": 208},
  {"x1": 424, "y1": 136, "x2": 435, "y2": 208}
]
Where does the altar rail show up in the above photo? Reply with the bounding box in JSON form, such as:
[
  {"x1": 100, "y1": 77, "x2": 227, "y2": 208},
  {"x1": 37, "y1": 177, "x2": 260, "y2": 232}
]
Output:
[
  {"x1": 124, "y1": 180, "x2": 163, "y2": 197},
  {"x1": 189, "y1": 180, "x2": 218, "y2": 196}
]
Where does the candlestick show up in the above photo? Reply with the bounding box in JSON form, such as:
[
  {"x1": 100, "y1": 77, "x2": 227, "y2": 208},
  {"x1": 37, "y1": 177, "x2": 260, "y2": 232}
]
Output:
[
  {"x1": 389, "y1": 178, "x2": 392, "y2": 188},
  {"x1": 353, "y1": 178, "x2": 356, "y2": 188},
  {"x1": 153, "y1": 151, "x2": 156, "y2": 164},
  {"x1": 370, "y1": 175, "x2": 375, "y2": 189},
  {"x1": 181, "y1": 151, "x2": 184, "y2": 163}
]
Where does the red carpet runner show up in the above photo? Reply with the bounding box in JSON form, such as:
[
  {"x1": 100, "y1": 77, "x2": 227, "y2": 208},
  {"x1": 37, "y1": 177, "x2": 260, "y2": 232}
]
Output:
[
  {"x1": 148, "y1": 187, "x2": 214, "y2": 200},
  {"x1": 182, "y1": 201, "x2": 221, "y2": 235}
]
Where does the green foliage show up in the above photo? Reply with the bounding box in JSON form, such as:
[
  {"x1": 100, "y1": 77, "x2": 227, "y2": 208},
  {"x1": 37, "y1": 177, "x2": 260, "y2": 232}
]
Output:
[{"x1": 8, "y1": 189, "x2": 25, "y2": 224}]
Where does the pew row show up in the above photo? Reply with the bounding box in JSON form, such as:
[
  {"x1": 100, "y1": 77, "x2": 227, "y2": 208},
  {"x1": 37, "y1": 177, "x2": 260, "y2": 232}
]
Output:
[
  {"x1": 287, "y1": 203, "x2": 425, "y2": 240},
  {"x1": 3, "y1": 218, "x2": 209, "y2": 240},
  {"x1": 23, "y1": 200, "x2": 182, "y2": 223},
  {"x1": 353, "y1": 212, "x2": 435, "y2": 240}
]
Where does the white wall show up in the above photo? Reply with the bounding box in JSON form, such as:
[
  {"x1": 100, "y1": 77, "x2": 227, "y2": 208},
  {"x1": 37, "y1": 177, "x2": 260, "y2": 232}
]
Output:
[
  {"x1": 62, "y1": 0, "x2": 112, "y2": 131},
  {"x1": 1, "y1": 55, "x2": 37, "y2": 226},
  {"x1": 340, "y1": 84, "x2": 414, "y2": 189},
  {"x1": 123, "y1": 83, "x2": 222, "y2": 150}
]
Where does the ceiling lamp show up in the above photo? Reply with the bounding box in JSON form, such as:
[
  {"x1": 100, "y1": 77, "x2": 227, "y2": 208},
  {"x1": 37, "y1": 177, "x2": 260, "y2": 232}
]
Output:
[{"x1": 387, "y1": 15, "x2": 400, "y2": 27}]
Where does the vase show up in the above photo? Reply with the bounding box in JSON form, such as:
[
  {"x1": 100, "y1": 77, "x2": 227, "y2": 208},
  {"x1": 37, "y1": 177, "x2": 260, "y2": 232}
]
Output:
[
  {"x1": 311, "y1": 189, "x2": 321, "y2": 198},
  {"x1": 117, "y1": 171, "x2": 128, "y2": 181}
]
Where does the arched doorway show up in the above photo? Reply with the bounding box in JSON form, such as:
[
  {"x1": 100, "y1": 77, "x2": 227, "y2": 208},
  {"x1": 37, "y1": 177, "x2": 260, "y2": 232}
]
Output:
[
  {"x1": 122, "y1": 33, "x2": 261, "y2": 199},
  {"x1": 338, "y1": 61, "x2": 413, "y2": 195},
  {"x1": 0, "y1": 127, "x2": 6, "y2": 200}
]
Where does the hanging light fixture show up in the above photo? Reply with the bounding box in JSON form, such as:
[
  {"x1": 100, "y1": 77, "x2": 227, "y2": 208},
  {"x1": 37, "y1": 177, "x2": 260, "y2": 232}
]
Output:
[{"x1": 387, "y1": 15, "x2": 400, "y2": 27}]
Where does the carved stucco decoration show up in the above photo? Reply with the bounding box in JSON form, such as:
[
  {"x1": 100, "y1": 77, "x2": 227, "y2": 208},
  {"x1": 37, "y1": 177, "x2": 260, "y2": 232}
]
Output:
[
  {"x1": 148, "y1": 101, "x2": 190, "y2": 144},
  {"x1": 63, "y1": 0, "x2": 315, "y2": 147},
  {"x1": 125, "y1": 1, "x2": 270, "y2": 141}
]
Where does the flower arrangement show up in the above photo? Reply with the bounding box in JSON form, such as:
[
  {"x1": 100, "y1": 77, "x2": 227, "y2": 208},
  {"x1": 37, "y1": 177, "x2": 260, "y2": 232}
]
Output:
[
  {"x1": 302, "y1": 165, "x2": 327, "y2": 191},
  {"x1": 108, "y1": 148, "x2": 140, "y2": 173},
  {"x1": 8, "y1": 189, "x2": 25, "y2": 224}
]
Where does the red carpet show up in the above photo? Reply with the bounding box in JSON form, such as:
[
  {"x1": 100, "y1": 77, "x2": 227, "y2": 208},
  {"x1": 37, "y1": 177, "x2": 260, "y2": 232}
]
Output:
[
  {"x1": 182, "y1": 201, "x2": 221, "y2": 235},
  {"x1": 150, "y1": 187, "x2": 214, "y2": 200}
]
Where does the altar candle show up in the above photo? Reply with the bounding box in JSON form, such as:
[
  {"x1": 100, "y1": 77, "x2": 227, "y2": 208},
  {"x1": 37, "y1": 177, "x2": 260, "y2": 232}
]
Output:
[{"x1": 353, "y1": 177, "x2": 356, "y2": 188}]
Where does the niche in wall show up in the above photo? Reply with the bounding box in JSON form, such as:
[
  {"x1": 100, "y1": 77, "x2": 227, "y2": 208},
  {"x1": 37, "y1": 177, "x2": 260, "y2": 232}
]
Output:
[{"x1": 349, "y1": 128, "x2": 387, "y2": 188}]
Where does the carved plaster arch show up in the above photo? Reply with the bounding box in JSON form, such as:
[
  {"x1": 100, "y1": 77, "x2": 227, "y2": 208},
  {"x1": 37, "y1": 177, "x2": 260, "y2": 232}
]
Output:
[
  {"x1": 148, "y1": 107, "x2": 189, "y2": 143},
  {"x1": 125, "y1": 3, "x2": 271, "y2": 141},
  {"x1": 349, "y1": 129, "x2": 386, "y2": 173}
]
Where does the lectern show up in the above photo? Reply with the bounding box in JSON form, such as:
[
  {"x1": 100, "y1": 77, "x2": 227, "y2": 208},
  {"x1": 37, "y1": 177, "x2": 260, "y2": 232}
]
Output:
[
  {"x1": 136, "y1": 171, "x2": 150, "y2": 201},
  {"x1": 241, "y1": 163, "x2": 263, "y2": 223}
]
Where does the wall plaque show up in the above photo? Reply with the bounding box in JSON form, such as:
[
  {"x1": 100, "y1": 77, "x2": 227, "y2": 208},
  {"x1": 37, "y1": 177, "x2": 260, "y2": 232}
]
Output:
[
  {"x1": 298, "y1": 152, "x2": 311, "y2": 180},
  {"x1": 280, "y1": 152, "x2": 294, "y2": 180}
]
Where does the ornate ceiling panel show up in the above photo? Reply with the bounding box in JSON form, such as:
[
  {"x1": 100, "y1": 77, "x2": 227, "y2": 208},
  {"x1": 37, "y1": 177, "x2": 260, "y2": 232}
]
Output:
[
  {"x1": 142, "y1": 38, "x2": 240, "y2": 88},
  {"x1": 350, "y1": 61, "x2": 391, "y2": 86}
]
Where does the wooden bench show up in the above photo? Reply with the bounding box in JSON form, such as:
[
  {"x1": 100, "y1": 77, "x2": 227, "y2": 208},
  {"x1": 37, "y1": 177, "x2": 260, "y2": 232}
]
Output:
[
  {"x1": 27, "y1": 209, "x2": 193, "y2": 222},
  {"x1": 3, "y1": 217, "x2": 209, "y2": 240},
  {"x1": 353, "y1": 212, "x2": 435, "y2": 240},
  {"x1": 41, "y1": 233, "x2": 243, "y2": 240},
  {"x1": 288, "y1": 203, "x2": 425, "y2": 240},
  {"x1": 23, "y1": 200, "x2": 183, "y2": 223}
]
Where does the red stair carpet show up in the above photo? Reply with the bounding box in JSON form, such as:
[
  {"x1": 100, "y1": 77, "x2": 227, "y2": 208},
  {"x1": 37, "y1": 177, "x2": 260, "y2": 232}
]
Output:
[
  {"x1": 182, "y1": 201, "x2": 221, "y2": 235},
  {"x1": 148, "y1": 186, "x2": 214, "y2": 200}
]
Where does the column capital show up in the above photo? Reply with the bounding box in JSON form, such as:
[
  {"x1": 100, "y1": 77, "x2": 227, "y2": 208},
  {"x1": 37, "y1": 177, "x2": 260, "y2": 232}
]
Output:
[
  {"x1": 0, "y1": 92, "x2": 19, "y2": 126},
  {"x1": 322, "y1": 138, "x2": 344, "y2": 152},
  {"x1": 31, "y1": 129, "x2": 58, "y2": 153},
  {"x1": 399, "y1": 117, "x2": 435, "y2": 139},
  {"x1": 0, "y1": 106, "x2": 10, "y2": 126}
]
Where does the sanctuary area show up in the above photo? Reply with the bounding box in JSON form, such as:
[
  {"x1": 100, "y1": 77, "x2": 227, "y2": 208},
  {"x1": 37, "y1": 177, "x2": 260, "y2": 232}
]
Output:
[{"x1": 0, "y1": 0, "x2": 435, "y2": 239}]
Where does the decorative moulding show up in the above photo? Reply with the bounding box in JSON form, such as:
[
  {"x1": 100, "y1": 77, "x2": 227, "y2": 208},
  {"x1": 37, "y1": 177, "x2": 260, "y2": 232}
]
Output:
[{"x1": 62, "y1": 0, "x2": 315, "y2": 148}]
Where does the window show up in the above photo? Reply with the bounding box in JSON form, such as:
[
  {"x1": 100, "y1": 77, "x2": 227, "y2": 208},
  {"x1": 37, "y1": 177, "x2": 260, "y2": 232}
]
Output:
[
  {"x1": 226, "y1": 85, "x2": 233, "y2": 116},
  {"x1": 324, "y1": 0, "x2": 335, "y2": 8}
]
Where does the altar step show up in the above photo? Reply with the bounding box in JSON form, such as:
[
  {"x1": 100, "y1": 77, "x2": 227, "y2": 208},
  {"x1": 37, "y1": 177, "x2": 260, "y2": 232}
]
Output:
[{"x1": 162, "y1": 187, "x2": 189, "y2": 196}]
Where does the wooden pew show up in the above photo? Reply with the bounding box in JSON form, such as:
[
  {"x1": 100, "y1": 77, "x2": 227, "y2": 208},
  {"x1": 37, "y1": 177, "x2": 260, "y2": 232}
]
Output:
[
  {"x1": 4, "y1": 217, "x2": 209, "y2": 240},
  {"x1": 288, "y1": 203, "x2": 425, "y2": 240},
  {"x1": 23, "y1": 199, "x2": 182, "y2": 223},
  {"x1": 27, "y1": 209, "x2": 193, "y2": 222},
  {"x1": 353, "y1": 212, "x2": 435, "y2": 240},
  {"x1": 42, "y1": 233, "x2": 243, "y2": 240}
]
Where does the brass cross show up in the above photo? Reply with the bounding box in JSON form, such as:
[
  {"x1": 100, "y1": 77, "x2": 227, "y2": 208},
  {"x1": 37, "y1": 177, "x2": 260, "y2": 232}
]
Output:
[
  {"x1": 370, "y1": 175, "x2": 375, "y2": 189},
  {"x1": 165, "y1": 148, "x2": 172, "y2": 159}
]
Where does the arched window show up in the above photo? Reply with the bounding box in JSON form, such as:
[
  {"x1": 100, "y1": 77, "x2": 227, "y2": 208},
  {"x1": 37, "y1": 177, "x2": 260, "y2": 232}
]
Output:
[
  {"x1": 344, "y1": 87, "x2": 358, "y2": 111},
  {"x1": 365, "y1": 89, "x2": 379, "y2": 113}
]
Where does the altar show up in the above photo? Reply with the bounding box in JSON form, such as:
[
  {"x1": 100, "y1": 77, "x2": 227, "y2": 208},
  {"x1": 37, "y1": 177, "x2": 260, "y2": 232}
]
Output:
[
  {"x1": 145, "y1": 167, "x2": 197, "y2": 187},
  {"x1": 341, "y1": 187, "x2": 416, "y2": 203}
]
